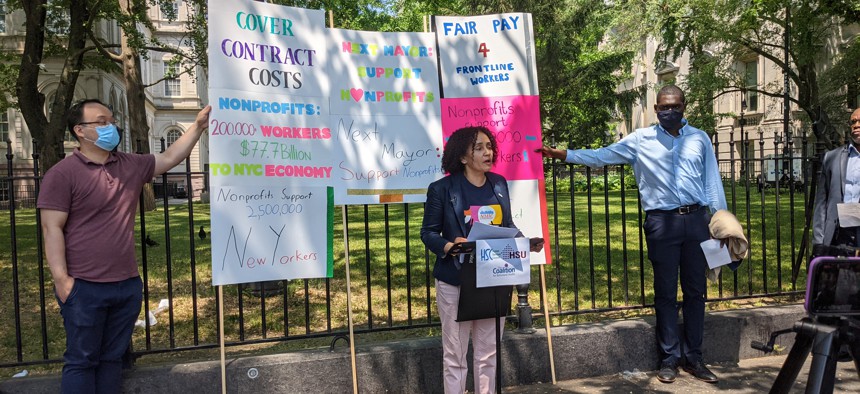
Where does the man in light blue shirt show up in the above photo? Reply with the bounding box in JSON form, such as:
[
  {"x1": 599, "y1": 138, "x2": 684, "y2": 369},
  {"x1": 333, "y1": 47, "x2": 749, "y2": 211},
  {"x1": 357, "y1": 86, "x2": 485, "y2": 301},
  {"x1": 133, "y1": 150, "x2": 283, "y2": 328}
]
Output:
[{"x1": 538, "y1": 85, "x2": 725, "y2": 384}]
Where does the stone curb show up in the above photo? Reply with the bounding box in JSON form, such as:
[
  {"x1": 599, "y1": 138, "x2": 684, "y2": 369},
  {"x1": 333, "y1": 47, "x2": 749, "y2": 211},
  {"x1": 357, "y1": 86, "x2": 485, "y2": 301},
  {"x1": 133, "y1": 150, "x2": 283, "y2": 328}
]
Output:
[{"x1": 0, "y1": 304, "x2": 806, "y2": 393}]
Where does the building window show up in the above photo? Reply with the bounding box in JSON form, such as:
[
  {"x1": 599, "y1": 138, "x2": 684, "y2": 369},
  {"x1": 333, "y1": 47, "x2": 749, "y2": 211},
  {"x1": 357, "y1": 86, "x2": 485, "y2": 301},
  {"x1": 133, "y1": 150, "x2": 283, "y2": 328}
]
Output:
[
  {"x1": 106, "y1": 20, "x2": 115, "y2": 45},
  {"x1": 624, "y1": 101, "x2": 633, "y2": 134},
  {"x1": 744, "y1": 60, "x2": 758, "y2": 112},
  {"x1": 161, "y1": 0, "x2": 180, "y2": 20},
  {"x1": 164, "y1": 61, "x2": 181, "y2": 96},
  {"x1": 115, "y1": 99, "x2": 129, "y2": 151},
  {"x1": 109, "y1": 90, "x2": 119, "y2": 115},
  {"x1": 0, "y1": 177, "x2": 8, "y2": 202},
  {"x1": 658, "y1": 72, "x2": 676, "y2": 86},
  {"x1": 166, "y1": 129, "x2": 182, "y2": 147},
  {"x1": 0, "y1": 0, "x2": 7, "y2": 34},
  {"x1": 44, "y1": 92, "x2": 75, "y2": 142},
  {"x1": 64, "y1": 130, "x2": 77, "y2": 142},
  {"x1": 46, "y1": 0, "x2": 70, "y2": 35},
  {"x1": 114, "y1": 97, "x2": 125, "y2": 130},
  {"x1": 121, "y1": 128, "x2": 131, "y2": 152},
  {"x1": 0, "y1": 112, "x2": 8, "y2": 143}
]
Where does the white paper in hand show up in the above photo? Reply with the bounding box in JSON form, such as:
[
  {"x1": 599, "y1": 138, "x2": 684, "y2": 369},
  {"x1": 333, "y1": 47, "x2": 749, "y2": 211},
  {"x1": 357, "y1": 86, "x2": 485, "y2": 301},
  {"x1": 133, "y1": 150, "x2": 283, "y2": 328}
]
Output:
[
  {"x1": 837, "y1": 203, "x2": 860, "y2": 228},
  {"x1": 700, "y1": 239, "x2": 732, "y2": 269},
  {"x1": 459, "y1": 222, "x2": 521, "y2": 265},
  {"x1": 467, "y1": 221, "x2": 520, "y2": 241}
]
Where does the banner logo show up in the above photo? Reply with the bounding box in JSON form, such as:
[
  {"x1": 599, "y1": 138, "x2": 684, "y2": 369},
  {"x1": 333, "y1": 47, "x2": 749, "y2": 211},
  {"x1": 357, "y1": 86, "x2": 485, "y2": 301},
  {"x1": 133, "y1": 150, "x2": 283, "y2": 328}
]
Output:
[{"x1": 479, "y1": 243, "x2": 526, "y2": 271}]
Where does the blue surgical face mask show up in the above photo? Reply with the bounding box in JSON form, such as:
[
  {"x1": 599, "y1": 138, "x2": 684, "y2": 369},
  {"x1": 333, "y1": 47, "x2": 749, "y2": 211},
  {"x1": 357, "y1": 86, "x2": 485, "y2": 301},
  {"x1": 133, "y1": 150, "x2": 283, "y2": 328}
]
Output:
[
  {"x1": 84, "y1": 124, "x2": 120, "y2": 151},
  {"x1": 657, "y1": 109, "x2": 684, "y2": 131}
]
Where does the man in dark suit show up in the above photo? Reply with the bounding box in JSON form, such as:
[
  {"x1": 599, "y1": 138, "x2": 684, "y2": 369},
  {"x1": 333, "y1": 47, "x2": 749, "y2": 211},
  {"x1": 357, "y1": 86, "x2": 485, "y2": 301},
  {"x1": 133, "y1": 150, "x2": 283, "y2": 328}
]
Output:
[{"x1": 812, "y1": 107, "x2": 860, "y2": 254}]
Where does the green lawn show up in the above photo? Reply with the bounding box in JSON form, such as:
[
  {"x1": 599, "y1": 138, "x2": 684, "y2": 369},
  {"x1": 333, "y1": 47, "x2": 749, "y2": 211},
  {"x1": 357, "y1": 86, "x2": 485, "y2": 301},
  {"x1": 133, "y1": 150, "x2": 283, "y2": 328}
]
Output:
[
  {"x1": 541, "y1": 185, "x2": 809, "y2": 322},
  {"x1": 0, "y1": 183, "x2": 810, "y2": 371}
]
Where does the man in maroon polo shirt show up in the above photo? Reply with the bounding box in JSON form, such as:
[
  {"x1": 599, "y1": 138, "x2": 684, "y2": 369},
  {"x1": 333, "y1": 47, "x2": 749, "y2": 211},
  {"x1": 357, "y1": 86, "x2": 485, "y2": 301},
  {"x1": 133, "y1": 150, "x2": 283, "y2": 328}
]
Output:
[{"x1": 37, "y1": 99, "x2": 210, "y2": 393}]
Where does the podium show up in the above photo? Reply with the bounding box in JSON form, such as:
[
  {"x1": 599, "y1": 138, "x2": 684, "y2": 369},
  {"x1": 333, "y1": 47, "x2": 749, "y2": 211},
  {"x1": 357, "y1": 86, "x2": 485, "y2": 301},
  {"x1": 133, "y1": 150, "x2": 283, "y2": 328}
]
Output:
[{"x1": 457, "y1": 237, "x2": 531, "y2": 394}]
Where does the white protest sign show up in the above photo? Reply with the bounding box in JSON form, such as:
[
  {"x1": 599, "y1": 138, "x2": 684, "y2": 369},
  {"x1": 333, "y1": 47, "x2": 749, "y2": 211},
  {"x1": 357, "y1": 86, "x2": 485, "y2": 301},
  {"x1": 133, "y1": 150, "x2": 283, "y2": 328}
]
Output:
[
  {"x1": 328, "y1": 28, "x2": 444, "y2": 204},
  {"x1": 208, "y1": 0, "x2": 332, "y2": 285},
  {"x1": 208, "y1": 1, "x2": 328, "y2": 95},
  {"x1": 209, "y1": 1, "x2": 447, "y2": 205},
  {"x1": 436, "y1": 12, "x2": 551, "y2": 265},
  {"x1": 435, "y1": 13, "x2": 539, "y2": 98},
  {"x1": 207, "y1": 0, "x2": 332, "y2": 192},
  {"x1": 475, "y1": 238, "x2": 531, "y2": 287},
  {"x1": 207, "y1": 89, "x2": 333, "y2": 189},
  {"x1": 508, "y1": 180, "x2": 548, "y2": 265},
  {"x1": 210, "y1": 185, "x2": 333, "y2": 286}
]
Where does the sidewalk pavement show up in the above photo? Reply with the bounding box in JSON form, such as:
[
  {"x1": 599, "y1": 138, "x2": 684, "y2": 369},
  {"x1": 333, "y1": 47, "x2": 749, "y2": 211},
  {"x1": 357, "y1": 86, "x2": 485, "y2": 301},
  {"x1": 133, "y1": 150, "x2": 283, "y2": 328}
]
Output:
[
  {"x1": 506, "y1": 354, "x2": 860, "y2": 393},
  {"x1": 1, "y1": 305, "x2": 848, "y2": 393}
]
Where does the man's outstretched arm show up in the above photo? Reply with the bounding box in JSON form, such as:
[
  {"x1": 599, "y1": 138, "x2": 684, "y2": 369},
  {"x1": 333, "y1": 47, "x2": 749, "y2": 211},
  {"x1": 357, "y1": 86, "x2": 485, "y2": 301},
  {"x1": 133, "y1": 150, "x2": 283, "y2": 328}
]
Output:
[{"x1": 154, "y1": 105, "x2": 212, "y2": 176}]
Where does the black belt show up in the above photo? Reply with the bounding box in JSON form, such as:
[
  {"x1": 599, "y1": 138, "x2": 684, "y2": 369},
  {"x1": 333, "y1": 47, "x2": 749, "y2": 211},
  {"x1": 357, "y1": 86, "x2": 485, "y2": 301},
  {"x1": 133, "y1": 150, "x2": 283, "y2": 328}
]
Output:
[{"x1": 647, "y1": 204, "x2": 703, "y2": 215}]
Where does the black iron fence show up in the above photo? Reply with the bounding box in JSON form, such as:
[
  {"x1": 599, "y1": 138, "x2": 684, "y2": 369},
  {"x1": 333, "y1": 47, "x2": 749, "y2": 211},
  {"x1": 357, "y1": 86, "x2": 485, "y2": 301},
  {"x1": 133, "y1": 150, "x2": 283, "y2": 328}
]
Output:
[{"x1": 0, "y1": 133, "x2": 814, "y2": 369}]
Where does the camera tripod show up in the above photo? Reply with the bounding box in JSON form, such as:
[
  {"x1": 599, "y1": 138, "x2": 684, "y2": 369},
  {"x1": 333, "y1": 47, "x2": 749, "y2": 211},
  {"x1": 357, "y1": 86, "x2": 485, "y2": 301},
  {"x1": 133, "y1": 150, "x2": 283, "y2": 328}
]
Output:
[{"x1": 752, "y1": 316, "x2": 860, "y2": 393}]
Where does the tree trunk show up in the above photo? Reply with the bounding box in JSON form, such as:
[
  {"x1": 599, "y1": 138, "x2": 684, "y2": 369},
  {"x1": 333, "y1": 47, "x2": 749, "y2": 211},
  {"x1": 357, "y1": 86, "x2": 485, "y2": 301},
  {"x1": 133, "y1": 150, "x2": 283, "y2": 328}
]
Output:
[
  {"x1": 121, "y1": 34, "x2": 156, "y2": 210},
  {"x1": 17, "y1": 0, "x2": 90, "y2": 172},
  {"x1": 16, "y1": 0, "x2": 47, "y2": 165},
  {"x1": 794, "y1": 51, "x2": 842, "y2": 153},
  {"x1": 122, "y1": 49, "x2": 156, "y2": 211}
]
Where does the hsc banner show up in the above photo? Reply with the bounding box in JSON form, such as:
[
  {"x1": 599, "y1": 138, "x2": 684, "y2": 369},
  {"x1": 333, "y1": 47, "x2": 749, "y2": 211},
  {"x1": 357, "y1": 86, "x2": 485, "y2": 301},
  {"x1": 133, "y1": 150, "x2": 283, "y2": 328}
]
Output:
[{"x1": 475, "y1": 238, "x2": 531, "y2": 288}]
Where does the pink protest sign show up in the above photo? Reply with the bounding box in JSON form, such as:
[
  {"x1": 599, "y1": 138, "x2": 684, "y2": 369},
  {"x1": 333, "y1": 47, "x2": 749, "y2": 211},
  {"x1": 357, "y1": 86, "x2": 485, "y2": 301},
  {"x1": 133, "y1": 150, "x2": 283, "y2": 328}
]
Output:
[{"x1": 441, "y1": 95, "x2": 543, "y2": 181}]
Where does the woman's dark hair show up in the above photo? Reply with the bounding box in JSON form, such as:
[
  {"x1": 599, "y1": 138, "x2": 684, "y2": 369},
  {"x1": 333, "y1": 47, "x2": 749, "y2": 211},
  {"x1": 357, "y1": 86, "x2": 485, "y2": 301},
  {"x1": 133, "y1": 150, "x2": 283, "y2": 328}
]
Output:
[
  {"x1": 441, "y1": 126, "x2": 498, "y2": 174},
  {"x1": 66, "y1": 99, "x2": 109, "y2": 141}
]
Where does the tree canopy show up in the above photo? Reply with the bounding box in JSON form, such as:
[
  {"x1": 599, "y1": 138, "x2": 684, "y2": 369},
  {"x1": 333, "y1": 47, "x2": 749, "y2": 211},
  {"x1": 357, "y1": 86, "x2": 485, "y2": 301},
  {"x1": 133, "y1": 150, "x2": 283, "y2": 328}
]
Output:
[
  {"x1": 13, "y1": 0, "x2": 208, "y2": 171},
  {"x1": 13, "y1": 0, "x2": 860, "y2": 168},
  {"x1": 614, "y1": 0, "x2": 860, "y2": 151}
]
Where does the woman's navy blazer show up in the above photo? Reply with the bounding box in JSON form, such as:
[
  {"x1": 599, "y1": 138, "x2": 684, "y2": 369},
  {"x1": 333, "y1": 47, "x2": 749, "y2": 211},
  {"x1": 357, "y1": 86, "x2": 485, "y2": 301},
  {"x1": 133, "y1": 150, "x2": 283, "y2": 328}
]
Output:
[{"x1": 420, "y1": 171, "x2": 520, "y2": 286}]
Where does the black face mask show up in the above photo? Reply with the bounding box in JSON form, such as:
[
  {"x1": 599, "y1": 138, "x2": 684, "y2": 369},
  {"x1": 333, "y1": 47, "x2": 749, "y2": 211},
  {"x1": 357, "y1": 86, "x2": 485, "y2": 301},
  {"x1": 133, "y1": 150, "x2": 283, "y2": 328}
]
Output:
[{"x1": 657, "y1": 109, "x2": 684, "y2": 131}]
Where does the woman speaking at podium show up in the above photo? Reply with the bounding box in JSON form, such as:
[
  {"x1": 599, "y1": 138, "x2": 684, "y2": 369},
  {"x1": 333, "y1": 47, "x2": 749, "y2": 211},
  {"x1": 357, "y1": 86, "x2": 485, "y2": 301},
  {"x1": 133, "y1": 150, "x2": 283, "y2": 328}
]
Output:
[{"x1": 421, "y1": 126, "x2": 529, "y2": 394}]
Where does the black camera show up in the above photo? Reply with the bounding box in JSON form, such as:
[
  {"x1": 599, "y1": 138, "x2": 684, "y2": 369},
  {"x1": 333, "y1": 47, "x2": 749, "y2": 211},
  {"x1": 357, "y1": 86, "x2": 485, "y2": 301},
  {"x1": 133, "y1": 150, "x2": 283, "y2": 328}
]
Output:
[
  {"x1": 752, "y1": 256, "x2": 860, "y2": 393},
  {"x1": 805, "y1": 256, "x2": 860, "y2": 317}
]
